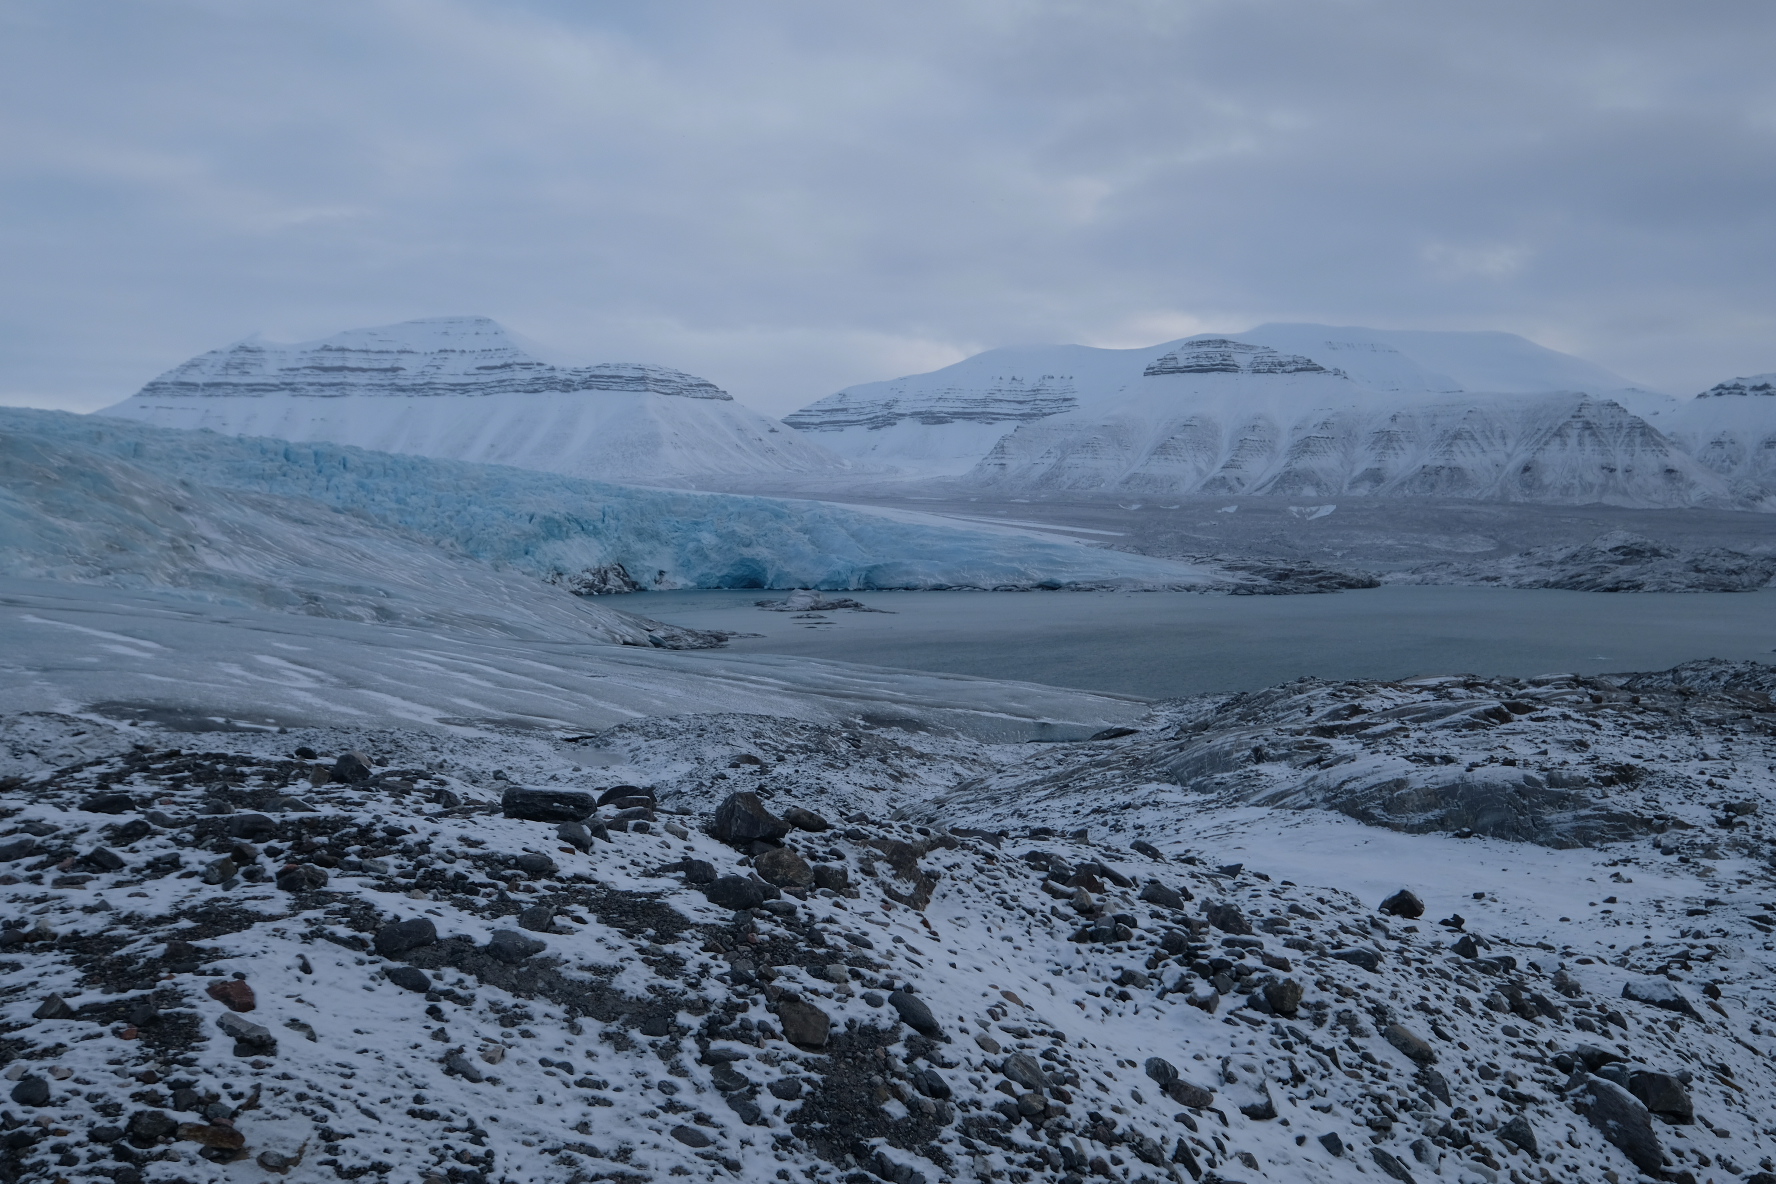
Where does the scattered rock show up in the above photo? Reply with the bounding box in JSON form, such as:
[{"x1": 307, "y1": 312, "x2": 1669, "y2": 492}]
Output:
[
  {"x1": 1331, "y1": 947, "x2": 1382, "y2": 972},
  {"x1": 84, "y1": 844, "x2": 125, "y2": 871},
  {"x1": 1264, "y1": 977, "x2": 1304, "y2": 1017},
  {"x1": 276, "y1": 863, "x2": 328, "y2": 892},
  {"x1": 81, "y1": 792, "x2": 136, "y2": 814},
  {"x1": 710, "y1": 791, "x2": 790, "y2": 846},
  {"x1": 1370, "y1": 1146, "x2": 1416, "y2": 1183},
  {"x1": 517, "y1": 904, "x2": 556, "y2": 932},
  {"x1": 1139, "y1": 879, "x2": 1188, "y2": 909},
  {"x1": 500, "y1": 787, "x2": 596, "y2": 822},
  {"x1": 387, "y1": 966, "x2": 432, "y2": 993},
  {"x1": 1497, "y1": 1114, "x2": 1538, "y2": 1156},
  {"x1": 670, "y1": 1125, "x2": 713, "y2": 1148},
  {"x1": 1143, "y1": 1056, "x2": 1179, "y2": 1086},
  {"x1": 216, "y1": 1012, "x2": 276, "y2": 1056},
  {"x1": 1628, "y1": 1069, "x2": 1693, "y2": 1123},
  {"x1": 514, "y1": 851, "x2": 559, "y2": 877},
  {"x1": 1575, "y1": 1076, "x2": 1663, "y2": 1177},
  {"x1": 31, "y1": 993, "x2": 74, "y2": 1020},
  {"x1": 888, "y1": 989, "x2": 942, "y2": 1037},
  {"x1": 0, "y1": 836, "x2": 36, "y2": 861},
  {"x1": 9, "y1": 1076, "x2": 48, "y2": 1107},
  {"x1": 1621, "y1": 978, "x2": 1702, "y2": 1019},
  {"x1": 780, "y1": 805, "x2": 831, "y2": 832},
  {"x1": 374, "y1": 917, "x2": 438, "y2": 957},
  {"x1": 443, "y1": 1049, "x2": 484, "y2": 1082},
  {"x1": 1203, "y1": 899, "x2": 1252, "y2": 934},
  {"x1": 178, "y1": 1122, "x2": 246, "y2": 1150},
  {"x1": 1378, "y1": 888, "x2": 1425, "y2": 919},
  {"x1": 556, "y1": 820, "x2": 597, "y2": 850},
  {"x1": 753, "y1": 845, "x2": 814, "y2": 888},
  {"x1": 704, "y1": 875, "x2": 773, "y2": 911},
  {"x1": 1383, "y1": 1022, "x2": 1436, "y2": 1064},
  {"x1": 126, "y1": 1109, "x2": 178, "y2": 1147},
  {"x1": 226, "y1": 813, "x2": 277, "y2": 841},
  {"x1": 1163, "y1": 1077, "x2": 1216, "y2": 1108},
  {"x1": 812, "y1": 863, "x2": 850, "y2": 893},
  {"x1": 776, "y1": 997, "x2": 831, "y2": 1048},
  {"x1": 487, "y1": 929, "x2": 547, "y2": 963},
  {"x1": 331, "y1": 751, "x2": 374, "y2": 782},
  {"x1": 205, "y1": 979, "x2": 256, "y2": 1012}
]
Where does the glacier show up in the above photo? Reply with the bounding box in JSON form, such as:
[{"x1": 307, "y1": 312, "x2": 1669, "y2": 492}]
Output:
[
  {"x1": 0, "y1": 406, "x2": 1234, "y2": 602},
  {"x1": 101, "y1": 315, "x2": 844, "y2": 484}
]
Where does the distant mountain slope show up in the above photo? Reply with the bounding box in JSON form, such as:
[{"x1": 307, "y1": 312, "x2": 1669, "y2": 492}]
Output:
[
  {"x1": 1640, "y1": 372, "x2": 1776, "y2": 502},
  {"x1": 101, "y1": 316, "x2": 842, "y2": 484},
  {"x1": 784, "y1": 324, "x2": 1776, "y2": 508}
]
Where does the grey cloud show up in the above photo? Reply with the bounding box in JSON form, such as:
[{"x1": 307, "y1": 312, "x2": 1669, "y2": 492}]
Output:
[{"x1": 2, "y1": 0, "x2": 1773, "y2": 415}]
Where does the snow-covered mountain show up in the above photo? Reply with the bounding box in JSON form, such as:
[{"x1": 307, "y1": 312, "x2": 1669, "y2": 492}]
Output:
[
  {"x1": 785, "y1": 324, "x2": 1772, "y2": 508},
  {"x1": 101, "y1": 316, "x2": 842, "y2": 484},
  {"x1": 1639, "y1": 372, "x2": 1776, "y2": 504}
]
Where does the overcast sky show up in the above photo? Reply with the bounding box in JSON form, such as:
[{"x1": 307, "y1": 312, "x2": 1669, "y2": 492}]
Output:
[{"x1": 3, "y1": 0, "x2": 1774, "y2": 415}]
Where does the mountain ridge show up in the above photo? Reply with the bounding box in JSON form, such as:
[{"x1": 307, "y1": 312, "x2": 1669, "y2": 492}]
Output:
[{"x1": 103, "y1": 316, "x2": 842, "y2": 484}]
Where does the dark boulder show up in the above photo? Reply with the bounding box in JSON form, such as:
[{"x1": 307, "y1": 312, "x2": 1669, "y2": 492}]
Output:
[
  {"x1": 1621, "y1": 978, "x2": 1701, "y2": 1019},
  {"x1": 501, "y1": 788, "x2": 595, "y2": 823},
  {"x1": 1264, "y1": 977, "x2": 1305, "y2": 1017},
  {"x1": 487, "y1": 929, "x2": 546, "y2": 963},
  {"x1": 514, "y1": 852, "x2": 558, "y2": 877},
  {"x1": 517, "y1": 904, "x2": 556, "y2": 933},
  {"x1": 597, "y1": 784, "x2": 653, "y2": 807},
  {"x1": 81, "y1": 792, "x2": 136, "y2": 814},
  {"x1": 373, "y1": 917, "x2": 437, "y2": 957},
  {"x1": 812, "y1": 863, "x2": 850, "y2": 893},
  {"x1": 126, "y1": 1109, "x2": 178, "y2": 1147},
  {"x1": 0, "y1": 837, "x2": 36, "y2": 861},
  {"x1": 888, "y1": 989, "x2": 942, "y2": 1037},
  {"x1": 1628, "y1": 1070, "x2": 1693, "y2": 1123},
  {"x1": 1497, "y1": 1114, "x2": 1538, "y2": 1156},
  {"x1": 556, "y1": 821, "x2": 597, "y2": 851},
  {"x1": 1203, "y1": 900, "x2": 1253, "y2": 935},
  {"x1": 710, "y1": 792, "x2": 790, "y2": 846},
  {"x1": 226, "y1": 814, "x2": 278, "y2": 842},
  {"x1": 1383, "y1": 1022, "x2": 1436, "y2": 1064},
  {"x1": 1331, "y1": 947, "x2": 1382, "y2": 972},
  {"x1": 753, "y1": 845, "x2": 814, "y2": 888},
  {"x1": 387, "y1": 966, "x2": 432, "y2": 993},
  {"x1": 780, "y1": 805, "x2": 831, "y2": 832},
  {"x1": 330, "y1": 751, "x2": 373, "y2": 783},
  {"x1": 775, "y1": 997, "x2": 831, "y2": 1049},
  {"x1": 704, "y1": 875, "x2": 773, "y2": 911},
  {"x1": 1379, "y1": 889, "x2": 1425, "y2": 919},
  {"x1": 84, "y1": 845, "x2": 125, "y2": 871},
  {"x1": 1139, "y1": 880, "x2": 1188, "y2": 909},
  {"x1": 1576, "y1": 1077, "x2": 1662, "y2": 1176},
  {"x1": 9, "y1": 1077, "x2": 48, "y2": 1107},
  {"x1": 275, "y1": 863, "x2": 328, "y2": 893}
]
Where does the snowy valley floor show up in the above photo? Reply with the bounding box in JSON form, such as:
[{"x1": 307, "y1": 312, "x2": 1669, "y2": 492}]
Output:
[{"x1": 3, "y1": 655, "x2": 1776, "y2": 1184}]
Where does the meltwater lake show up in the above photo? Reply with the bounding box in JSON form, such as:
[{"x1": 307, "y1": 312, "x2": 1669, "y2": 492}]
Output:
[{"x1": 645, "y1": 585, "x2": 1776, "y2": 700}]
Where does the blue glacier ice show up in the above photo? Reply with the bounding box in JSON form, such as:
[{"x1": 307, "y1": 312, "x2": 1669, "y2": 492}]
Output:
[{"x1": 3, "y1": 407, "x2": 1225, "y2": 593}]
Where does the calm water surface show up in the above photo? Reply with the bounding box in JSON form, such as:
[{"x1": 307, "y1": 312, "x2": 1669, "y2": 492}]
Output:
[{"x1": 643, "y1": 586, "x2": 1776, "y2": 699}]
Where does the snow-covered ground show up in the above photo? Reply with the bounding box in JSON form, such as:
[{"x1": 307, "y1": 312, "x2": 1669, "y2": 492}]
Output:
[{"x1": 3, "y1": 651, "x2": 1774, "y2": 1184}]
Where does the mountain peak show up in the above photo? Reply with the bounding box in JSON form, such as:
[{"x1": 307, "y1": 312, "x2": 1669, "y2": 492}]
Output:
[
  {"x1": 1146, "y1": 338, "x2": 1336, "y2": 377},
  {"x1": 132, "y1": 317, "x2": 733, "y2": 401},
  {"x1": 1697, "y1": 373, "x2": 1776, "y2": 398}
]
